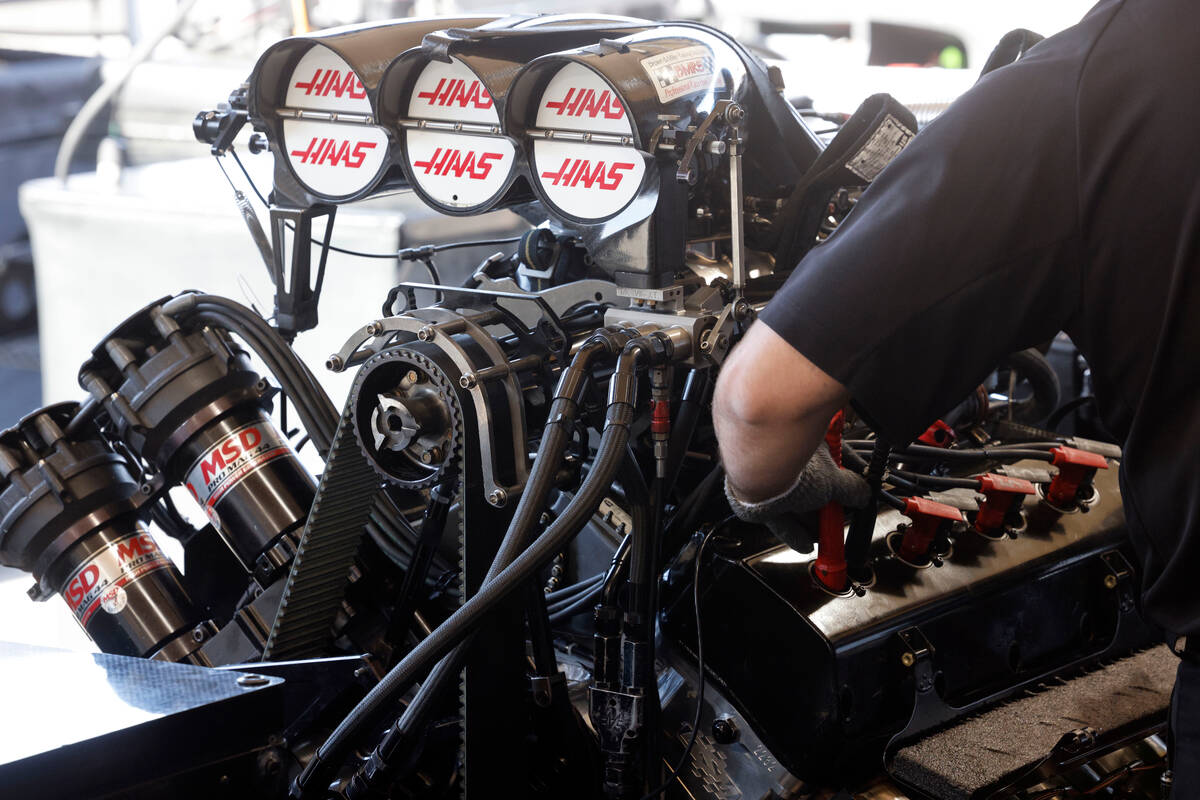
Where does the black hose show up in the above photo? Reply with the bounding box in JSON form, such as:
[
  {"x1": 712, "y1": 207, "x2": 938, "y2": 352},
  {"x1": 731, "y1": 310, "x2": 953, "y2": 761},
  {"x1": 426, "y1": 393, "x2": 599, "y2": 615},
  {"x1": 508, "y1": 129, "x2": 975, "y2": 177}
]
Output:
[
  {"x1": 888, "y1": 444, "x2": 1054, "y2": 462},
  {"x1": 1046, "y1": 395, "x2": 1097, "y2": 432},
  {"x1": 339, "y1": 333, "x2": 629, "y2": 798},
  {"x1": 845, "y1": 439, "x2": 889, "y2": 572},
  {"x1": 548, "y1": 586, "x2": 605, "y2": 622},
  {"x1": 296, "y1": 371, "x2": 641, "y2": 798},
  {"x1": 887, "y1": 469, "x2": 979, "y2": 490},
  {"x1": 383, "y1": 476, "x2": 457, "y2": 657},
  {"x1": 664, "y1": 368, "x2": 711, "y2": 498},
  {"x1": 662, "y1": 464, "x2": 723, "y2": 557},
  {"x1": 999, "y1": 347, "x2": 1061, "y2": 424},
  {"x1": 600, "y1": 532, "x2": 634, "y2": 607},
  {"x1": 174, "y1": 294, "x2": 338, "y2": 453},
  {"x1": 619, "y1": 446, "x2": 654, "y2": 626},
  {"x1": 546, "y1": 572, "x2": 604, "y2": 603}
]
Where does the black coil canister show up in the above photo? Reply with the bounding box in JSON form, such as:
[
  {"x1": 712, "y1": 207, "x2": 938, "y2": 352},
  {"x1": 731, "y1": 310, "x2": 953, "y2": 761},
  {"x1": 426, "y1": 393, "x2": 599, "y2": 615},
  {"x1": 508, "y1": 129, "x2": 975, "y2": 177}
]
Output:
[
  {"x1": 79, "y1": 299, "x2": 316, "y2": 580},
  {"x1": 0, "y1": 404, "x2": 203, "y2": 660}
]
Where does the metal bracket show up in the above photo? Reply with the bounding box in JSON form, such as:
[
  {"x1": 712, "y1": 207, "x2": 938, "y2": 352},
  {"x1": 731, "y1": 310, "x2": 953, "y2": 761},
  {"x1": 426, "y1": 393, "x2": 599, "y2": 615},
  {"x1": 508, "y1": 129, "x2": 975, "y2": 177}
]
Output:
[
  {"x1": 268, "y1": 204, "x2": 336, "y2": 339},
  {"x1": 328, "y1": 308, "x2": 530, "y2": 506}
]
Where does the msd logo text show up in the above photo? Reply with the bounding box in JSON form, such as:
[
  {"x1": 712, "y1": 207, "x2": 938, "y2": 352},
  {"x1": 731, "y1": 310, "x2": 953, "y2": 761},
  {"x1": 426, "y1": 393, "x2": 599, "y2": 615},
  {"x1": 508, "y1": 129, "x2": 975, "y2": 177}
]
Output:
[
  {"x1": 293, "y1": 69, "x2": 366, "y2": 100},
  {"x1": 413, "y1": 148, "x2": 504, "y2": 181},
  {"x1": 416, "y1": 79, "x2": 494, "y2": 110},
  {"x1": 541, "y1": 158, "x2": 635, "y2": 191},
  {"x1": 290, "y1": 138, "x2": 378, "y2": 169},
  {"x1": 544, "y1": 88, "x2": 625, "y2": 120}
]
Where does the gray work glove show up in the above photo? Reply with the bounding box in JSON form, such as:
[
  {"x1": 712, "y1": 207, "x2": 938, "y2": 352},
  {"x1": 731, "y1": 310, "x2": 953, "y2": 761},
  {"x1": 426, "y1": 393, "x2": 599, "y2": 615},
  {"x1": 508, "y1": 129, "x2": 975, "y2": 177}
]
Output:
[{"x1": 725, "y1": 443, "x2": 870, "y2": 553}]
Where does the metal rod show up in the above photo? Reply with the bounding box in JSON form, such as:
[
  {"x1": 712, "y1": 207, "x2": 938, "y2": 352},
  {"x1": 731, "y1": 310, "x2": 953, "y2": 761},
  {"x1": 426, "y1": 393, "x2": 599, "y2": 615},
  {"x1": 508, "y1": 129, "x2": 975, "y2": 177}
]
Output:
[{"x1": 728, "y1": 135, "x2": 748, "y2": 292}]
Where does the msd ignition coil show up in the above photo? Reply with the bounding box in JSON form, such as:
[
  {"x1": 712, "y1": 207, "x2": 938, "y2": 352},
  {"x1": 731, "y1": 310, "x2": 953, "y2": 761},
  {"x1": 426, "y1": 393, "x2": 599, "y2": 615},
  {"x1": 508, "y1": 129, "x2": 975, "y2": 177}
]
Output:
[
  {"x1": 79, "y1": 299, "x2": 316, "y2": 583},
  {"x1": 0, "y1": 404, "x2": 205, "y2": 661}
]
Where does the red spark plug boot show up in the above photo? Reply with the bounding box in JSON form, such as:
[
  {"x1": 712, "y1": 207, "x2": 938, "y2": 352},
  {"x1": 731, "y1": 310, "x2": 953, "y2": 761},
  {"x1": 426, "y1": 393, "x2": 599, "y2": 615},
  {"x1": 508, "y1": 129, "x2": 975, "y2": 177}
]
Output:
[
  {"x1": 898, "y1": 496, "x2": 963, "y2": 564},
  {"x1": 917, "y1": 419, "x2": 956, "y2": 448},
  {"x1": 1045, "y1": 446, "x2": 1108, "y2": 508},
  {"x1": 975, "y1": 473, "x2": 1035, "y2": 535},
  {"x1": 814, "y1": 411, "x2": 848, "y2": 592}
]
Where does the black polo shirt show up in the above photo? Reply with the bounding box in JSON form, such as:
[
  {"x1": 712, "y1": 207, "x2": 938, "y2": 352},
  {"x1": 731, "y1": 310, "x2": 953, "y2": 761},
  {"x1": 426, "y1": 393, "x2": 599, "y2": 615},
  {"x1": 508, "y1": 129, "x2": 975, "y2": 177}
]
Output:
[{"x1": 758, "y1": 0, "x2": 1200, "y2": 636}]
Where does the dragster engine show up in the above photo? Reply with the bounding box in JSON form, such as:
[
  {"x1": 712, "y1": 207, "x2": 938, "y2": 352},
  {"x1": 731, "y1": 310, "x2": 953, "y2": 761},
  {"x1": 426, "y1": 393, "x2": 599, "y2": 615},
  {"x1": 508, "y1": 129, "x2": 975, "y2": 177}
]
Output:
[{"x1": 0, "y1": 14, "x2": 1175, "y2": 800}]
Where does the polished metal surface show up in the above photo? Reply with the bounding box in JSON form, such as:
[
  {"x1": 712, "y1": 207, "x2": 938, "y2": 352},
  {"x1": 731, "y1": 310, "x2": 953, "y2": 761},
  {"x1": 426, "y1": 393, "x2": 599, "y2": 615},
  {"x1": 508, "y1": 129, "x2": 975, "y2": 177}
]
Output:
[{"x1": 0, "y1": 640, "x2": 281, "y2": 767}]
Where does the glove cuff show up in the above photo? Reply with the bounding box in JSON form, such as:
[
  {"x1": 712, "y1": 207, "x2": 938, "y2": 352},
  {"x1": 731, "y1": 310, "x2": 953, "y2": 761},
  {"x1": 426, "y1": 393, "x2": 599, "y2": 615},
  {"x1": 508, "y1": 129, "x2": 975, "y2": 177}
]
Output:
[{"x1": 724, "y1": 472, "x2": 808, "y2": 521}]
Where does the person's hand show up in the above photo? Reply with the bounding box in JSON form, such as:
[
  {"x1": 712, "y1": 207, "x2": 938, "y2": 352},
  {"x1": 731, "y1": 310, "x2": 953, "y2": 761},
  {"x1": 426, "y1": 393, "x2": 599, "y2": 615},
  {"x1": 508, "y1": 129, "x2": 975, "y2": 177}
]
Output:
[{"x1": 724, "y1": 442, "x2": 870, "y2": 552}]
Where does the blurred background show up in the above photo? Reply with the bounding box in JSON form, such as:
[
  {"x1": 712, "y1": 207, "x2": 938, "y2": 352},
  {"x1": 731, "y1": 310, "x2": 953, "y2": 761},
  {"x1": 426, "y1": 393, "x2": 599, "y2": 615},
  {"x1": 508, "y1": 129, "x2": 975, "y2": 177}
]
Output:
[{"x1": 0, "y1": 0, "x2": 1096, "y2": 648}]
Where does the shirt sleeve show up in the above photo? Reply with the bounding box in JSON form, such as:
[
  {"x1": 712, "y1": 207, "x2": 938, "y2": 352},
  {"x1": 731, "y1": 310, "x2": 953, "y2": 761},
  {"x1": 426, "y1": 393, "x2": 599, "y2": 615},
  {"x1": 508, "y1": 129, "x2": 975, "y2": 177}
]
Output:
[{"x1": 757, "y1": 24, "x2": 1095, "y2": 444}]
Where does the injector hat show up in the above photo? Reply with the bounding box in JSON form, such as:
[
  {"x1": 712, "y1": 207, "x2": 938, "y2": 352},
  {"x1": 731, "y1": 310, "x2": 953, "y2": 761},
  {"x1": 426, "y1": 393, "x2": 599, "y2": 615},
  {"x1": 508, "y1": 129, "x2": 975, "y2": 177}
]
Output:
[
  {"x1": 245, "y1": 17, "x2": 496, "y2": 205},
  {"x1": 376, "y1": 15, "x2": 648, "y2": 215}
]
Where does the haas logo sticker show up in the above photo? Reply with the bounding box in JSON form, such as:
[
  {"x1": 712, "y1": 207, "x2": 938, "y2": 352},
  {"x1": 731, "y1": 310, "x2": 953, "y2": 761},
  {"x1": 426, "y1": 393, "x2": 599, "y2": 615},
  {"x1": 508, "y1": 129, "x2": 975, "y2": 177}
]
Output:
[
  {"x1": 293, "y1": 69, "x2": 366, "y2": 100},
  {"x1": 541, "y1": 158, "x2": 636, "y2": 191},
  {"x1": 416, "y1": 79, "x2": 494, "y2": 110},
  {"x1": 544, "y1": 88, "x2": 625, "y2": 120},
  {"x1": 290, "y1": 138, "x2": 378, "y2": 169},
  {"x1": 413, "y1": 148, "x2": 505, "y2": 181}
]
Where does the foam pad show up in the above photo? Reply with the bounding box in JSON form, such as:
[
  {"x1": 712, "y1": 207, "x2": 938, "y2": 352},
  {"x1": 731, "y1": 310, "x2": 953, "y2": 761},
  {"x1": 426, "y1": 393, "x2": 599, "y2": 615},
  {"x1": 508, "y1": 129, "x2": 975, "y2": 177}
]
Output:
[{"x1": 890, "y1": 645, "x2": 1177, "y2": 799}]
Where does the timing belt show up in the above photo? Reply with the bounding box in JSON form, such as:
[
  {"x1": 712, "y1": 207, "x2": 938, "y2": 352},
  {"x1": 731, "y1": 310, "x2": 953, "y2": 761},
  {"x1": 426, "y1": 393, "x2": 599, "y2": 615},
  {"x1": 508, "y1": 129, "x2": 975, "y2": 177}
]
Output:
[{"x1": 263, "y1": 401, "x2": 380, "y2": 661}]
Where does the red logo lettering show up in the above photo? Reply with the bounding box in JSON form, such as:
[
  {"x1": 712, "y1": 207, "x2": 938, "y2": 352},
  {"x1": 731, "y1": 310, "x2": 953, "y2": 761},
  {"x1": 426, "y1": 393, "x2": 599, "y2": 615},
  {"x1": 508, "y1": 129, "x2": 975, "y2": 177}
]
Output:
[
  {"x1": 289, "y1": 138, "x2": 377, "y2": 169},
  {"x1": 220, "y1": 437, "x2": 242, "y2": 464},
  {"x1": 66, "y1": 565, "x2": 100, "y2": 608},
  {"x1": 240, "y1": 427, "x2": 262, "y2": 451},
  {"x1": 540, "y1": 158, "x2": 635, "y2": 191},
  {"x1": 116, "y1": 534, "x2": 158, "y2": 563},
  {"x1": 544, "y1": 88, "x2": 625, "y2": 120},
  {"x1": 416, "y1": 78, "x2": 494, "y2": 110},
  {"x1": 292, "y1": 69, "x2": 366, "y2": 100},
  {"x1": 200, "y1": 449, "x2": 227, "y2": 484},
  {"x1": 413, "y1": 148, "x2": 504, "y2": 181}
]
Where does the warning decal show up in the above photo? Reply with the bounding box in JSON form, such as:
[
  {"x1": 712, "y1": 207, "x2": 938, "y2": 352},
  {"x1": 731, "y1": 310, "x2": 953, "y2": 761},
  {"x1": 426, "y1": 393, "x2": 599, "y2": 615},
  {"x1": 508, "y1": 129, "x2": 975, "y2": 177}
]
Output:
[
  {"x1": 639, "y1": 45, "x2": 715, "y2": 104},
  {"x1": 184, "y1": 421, "x2": 295, "y2": 525},
  {"x1": 845, "y1": 114, "x2": 914, "y2": 182},
  {"x1": 61, "y1": 531, "x2": 173, "y2": 627}
]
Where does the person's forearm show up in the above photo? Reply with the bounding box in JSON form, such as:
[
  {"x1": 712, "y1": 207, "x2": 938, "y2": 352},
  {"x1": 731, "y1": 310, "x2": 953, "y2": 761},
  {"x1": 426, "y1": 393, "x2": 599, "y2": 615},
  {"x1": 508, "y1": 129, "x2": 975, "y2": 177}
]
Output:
[
  {"x1": 714, "y1": 392, "x2": 834, "y2": 502},
  {"x1": 712, "y1": 322, "x2": 849, "y2": 502}
]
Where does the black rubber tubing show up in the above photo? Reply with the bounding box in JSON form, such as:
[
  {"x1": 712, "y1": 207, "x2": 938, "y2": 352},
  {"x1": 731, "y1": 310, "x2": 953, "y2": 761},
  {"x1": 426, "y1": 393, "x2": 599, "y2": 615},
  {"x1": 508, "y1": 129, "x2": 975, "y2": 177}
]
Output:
[{"x1": 297, "y1": 337, "x2": 646, "y2": 797}]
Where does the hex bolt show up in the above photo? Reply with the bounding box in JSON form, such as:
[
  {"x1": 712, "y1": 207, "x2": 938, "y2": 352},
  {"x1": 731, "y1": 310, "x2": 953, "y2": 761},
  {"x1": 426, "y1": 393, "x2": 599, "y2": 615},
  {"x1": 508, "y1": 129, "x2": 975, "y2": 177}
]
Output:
[
  {"x1": 421, "y1": 447, "x2": 443, "y2": 465},
  {"x1": 900, "y1": 651, "x2": 916, "y2": 668},
  {"x1": 365, "y1": 322, "x2": 382, "y2": 336},
  {"x1": 487, "y1": 488, "x2": 508, "y2": 507},
  {"x1": 326, "y1": 355, "x2": 343, "y2": 372},
  {"x1": 1104, "y1": 574, "x2": 1119, "y2": 590},
  {"x1": 711, "y1": 716, "x2": 740, "y2": 745},
  {"x1": 417, "y1": 326, "x2": 436, "y2": 341},
  {"x1": 406, "y1": 370, "x2": 420, "y2": 384},
  {"x1": 460, "y1": 373, "x2": 477, "y2": 389}
]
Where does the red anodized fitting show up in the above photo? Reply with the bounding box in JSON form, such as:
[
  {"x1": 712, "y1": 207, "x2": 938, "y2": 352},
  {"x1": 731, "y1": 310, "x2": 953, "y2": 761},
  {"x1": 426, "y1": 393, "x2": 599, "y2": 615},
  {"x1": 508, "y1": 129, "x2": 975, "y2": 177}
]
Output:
[
  {"x1": 897, "y1": 496, "x2": 963, "y2": 564},
  {"x1": 814, "y1": 411, "x2": 848, "y2": 591},
  {"x1": 650, "y1": 398, "x2": 670, "y2": 437},
  {"x1": 1045, "y1": 446, "x2": 1108, "y2": 508},
  {"x1": 974, "y1": 473, "x2": 1036, "y2": 535}
]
